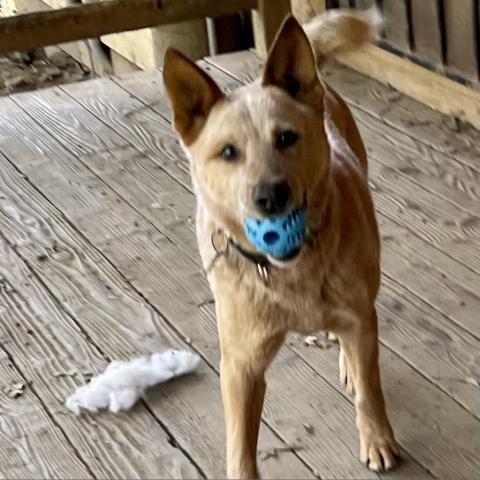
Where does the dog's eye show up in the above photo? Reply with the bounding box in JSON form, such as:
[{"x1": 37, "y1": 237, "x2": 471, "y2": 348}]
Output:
[
  {"x1": 220, "y1": 144, "x2": 238, "y2": 162},
  {"x1": 276, "y1": 130, "x2": 299, "y2": 149}
]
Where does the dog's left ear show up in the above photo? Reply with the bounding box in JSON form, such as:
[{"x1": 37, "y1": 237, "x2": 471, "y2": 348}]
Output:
[
  {"x1": 163, "y1": 48, "x2": 224, "y2": 145},
  {"x1": 263, "y1": 15, "x2": 323, "y2": 105}
]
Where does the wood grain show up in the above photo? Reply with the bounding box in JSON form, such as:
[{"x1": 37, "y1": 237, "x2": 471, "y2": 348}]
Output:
[
  {"x1": 292, "y1": 340, "x2": 480, "y2": 480},
  {"x1": 113, "y1": 57, "x2": 480, "y2": 360},
  {"x1": 410, "y1": 0, "x2": 443, "y2": 64},
  {"x1": 116, "y1": 58, "x2": 480, "y2": 422},
  {"x1": 3, "y1": 93, "x2": 381, "y2": 480},
  {"x1": 443, "y1": 0, "x2": 478, "y2": 81},
  {"x1": 0, "y1": 0, "x2": 256, "y2": 54},
  {"x1": 252, "y1": 0, "x2": 292, "y2": 57},
  {"x1": 34, "y1": 72, "x2": 473, "y2": 475},
  {"x1": 0, "y1": 235, "x2": 200, "y2": 479},
  {"x1": 0, "y1": 97, "x2": 315, "y2": 479},
  {"x1": 0, "y1": 351, "x2": 91, "y2": 480},
  {"x1": 2, "y1": 54, "x2": 480, "y2": 478},
  {"x1": 338, "y1": 44, "x2": 480, "y2": 130},
  {"x1": 382, "y1": 0, "x2": 410, "y2": 52}
]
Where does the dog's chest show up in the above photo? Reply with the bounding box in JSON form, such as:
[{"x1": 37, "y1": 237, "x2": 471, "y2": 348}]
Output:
[{"x1": 242, "y1": 262, "x2": 346, "y2": 334}]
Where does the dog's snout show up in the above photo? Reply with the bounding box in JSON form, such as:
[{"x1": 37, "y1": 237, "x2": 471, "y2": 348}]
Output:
[{"x1": 253, "y1": 181, "x2": 290, "y2": 215}]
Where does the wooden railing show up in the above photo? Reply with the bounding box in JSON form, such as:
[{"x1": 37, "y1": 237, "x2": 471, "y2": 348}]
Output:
[{"x1": 0, "y1": 0, "x2": 291, "y2": 57}]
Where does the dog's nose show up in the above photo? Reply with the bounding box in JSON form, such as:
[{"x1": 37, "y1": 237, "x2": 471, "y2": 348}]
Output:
[{"x1": 253, "y1": 181, "x2": 290, "y2": 215}]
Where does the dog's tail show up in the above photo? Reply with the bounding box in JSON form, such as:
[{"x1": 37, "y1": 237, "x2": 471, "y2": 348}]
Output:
[{"x1": 303, "y1": 8, "x2": 382, "y2": 67}]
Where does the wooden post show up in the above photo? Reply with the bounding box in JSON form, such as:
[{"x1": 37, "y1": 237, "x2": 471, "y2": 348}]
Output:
[
  {"x1": 291, "y1": 0, "x2": 325, "y2": 23},
  {"x1": 253, "y1": 0, "x2": 292, "y2": 58}
]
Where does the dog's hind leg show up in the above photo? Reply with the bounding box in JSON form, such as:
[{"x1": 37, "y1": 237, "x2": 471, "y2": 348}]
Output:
[
  {"x1": 338, "y1": 308, "x2": 400, "y2": 472},
  {"x1": 339, "y1": 346, "x2": 354, "y2": 395}
]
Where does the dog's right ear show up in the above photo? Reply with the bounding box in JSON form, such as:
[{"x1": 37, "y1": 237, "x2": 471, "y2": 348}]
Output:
[
  {"x1": 263, "y1": 15, "x2": 324, "y2": 106},
  {"x1": 163, "y1": 48, "x2": 224, "y2": 145}
]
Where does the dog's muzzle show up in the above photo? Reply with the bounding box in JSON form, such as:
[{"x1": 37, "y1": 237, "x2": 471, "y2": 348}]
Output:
[{"x1": 243, "y1": 207, "x2": 306, "y2": 260}]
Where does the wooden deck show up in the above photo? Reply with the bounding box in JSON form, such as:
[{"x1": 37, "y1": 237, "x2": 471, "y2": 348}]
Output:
[{"x1": 0, "y1": 50, "x2": 479, "y2": 480}]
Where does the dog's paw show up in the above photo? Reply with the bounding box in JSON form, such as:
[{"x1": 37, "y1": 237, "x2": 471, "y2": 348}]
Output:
[
  {"x1": 338, "y1": 347, "x2": 354, "y2": 395},
  {"x1": 359, "y1": 430, "x2": 400, "y2": 472}
]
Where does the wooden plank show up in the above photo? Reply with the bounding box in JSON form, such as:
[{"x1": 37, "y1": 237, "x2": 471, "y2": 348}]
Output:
[
  {"x1": 0, "y1": 97, "x2": 321, "y2": 479},
  {"x1": 291, "y1": 0, "x2": 326, "y2": 23},
  {"x1": 0, "y1": 351, "x2": 92, "y2": 479},
  {"x1": 252, "y1": 0, "x2": 292, "y2": 57},
  {"x1": 110, "y1": 50, "x2": 141, "y2": 75},
  {"x1": 322, "y1": 63, "x2": 480, "y2": 174},
  {"x1": 292, "y1": 339, "x2": 480, "y2": 480},
  {"x1": 378, "y1": 217, "x2": 480, "y2": 340},
  {"x1": 48, "y1": 70, "x2": 478, "y2": 475},
  {"x1": 354, "y1": 0, "x2": 376, "y2": 10},
  {"x1": 337, "y1": 44, "x2": 480, "y2": 130},
  {"x1": 4, "y1": 83, "x2": 432, "y2": 478},
  {"x1": 5, "y1": 70, "x2": 478, "y2": 477},
  {"x1": 104, "y1": 65, "x2": 480, "y2": 478},
  {"x1": 368, "y1": 159, "x2": 480, "y2": 274},
  {"x1": 351, "y1": 111, "x2": 480, "y2": 215},
  {"x1": 0, "y1": 235, "x2": 200, "y2": 479},
  {"x1": 444, "y1": 0, "x2": 478, "y2": 80},
  {"x1": 102, "y1": 19, "x2": 209, "y2": 69},
  {"x1": 410, "y1": 0, "x2": 443, "y2": 64},
  {"x1": 4, "y1": 92, "x2": 387, "y2": 480},
  {"x1": 0, "y1": 0, "x2": 257, "y2": 54},
  {"x1": 382, "y1": 0, "x2": 410, "y2": 52},
  {"x1": 377, "y1": 275, "x2": 480, "y2": 417}
]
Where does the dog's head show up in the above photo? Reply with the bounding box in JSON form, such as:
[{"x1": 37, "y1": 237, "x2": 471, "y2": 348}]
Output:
[{"x1": 164, "y1": 16, "x2": 330, "y2": 262}]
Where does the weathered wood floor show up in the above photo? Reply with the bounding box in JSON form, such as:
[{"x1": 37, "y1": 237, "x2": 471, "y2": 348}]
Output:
[{"x1": 0, "y1": 50, "x2": 479, "y2": 479}]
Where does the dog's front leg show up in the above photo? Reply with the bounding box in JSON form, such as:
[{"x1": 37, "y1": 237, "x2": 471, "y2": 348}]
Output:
[
  {"x1": 217, "y1": 294, "x2": 284, "y2": 479},
  {"x1": 338, "y1": 308, "x2": 400, "y2": 472},
  {"x1": 220, "y1": 355, "x2": 265, "y2": 479}
]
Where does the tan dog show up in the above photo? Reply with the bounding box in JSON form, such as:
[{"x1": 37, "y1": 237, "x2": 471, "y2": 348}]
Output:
[{"x1": 164, "y1": 8, "x2": 400, "y2": 479}]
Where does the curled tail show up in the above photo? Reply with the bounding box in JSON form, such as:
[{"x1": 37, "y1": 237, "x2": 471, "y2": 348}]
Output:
[{"x1": 303, "y1": 8, "x2": 383, "y2": 67}]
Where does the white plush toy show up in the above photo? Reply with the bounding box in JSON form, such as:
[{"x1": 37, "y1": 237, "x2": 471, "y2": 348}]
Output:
[{"x1": 66, "y1": 349, "x2": 201, "y2": 415}]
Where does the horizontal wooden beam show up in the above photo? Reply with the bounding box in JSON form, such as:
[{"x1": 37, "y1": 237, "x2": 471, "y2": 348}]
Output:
[
  {"x1": 0, "y1": 0, "x2": 257, "y2": 54},
  {"x1": 337, "y1": 44, "x2": 480, "y2": 130}
]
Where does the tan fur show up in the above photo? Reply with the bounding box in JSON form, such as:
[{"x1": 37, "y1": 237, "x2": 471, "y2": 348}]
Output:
[{"x1": 164, "y1": 9, "x2": 399, "y2": 479}]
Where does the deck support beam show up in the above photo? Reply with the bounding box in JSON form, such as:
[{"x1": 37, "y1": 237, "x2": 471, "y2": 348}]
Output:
[{"x1": 0, "y1": 0, "x2": 257, "y2": 54}]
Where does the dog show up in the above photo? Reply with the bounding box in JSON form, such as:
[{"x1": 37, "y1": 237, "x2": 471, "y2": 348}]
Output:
[{"x1": 164, "y1": 8, "x2": 400, "y2": 479}]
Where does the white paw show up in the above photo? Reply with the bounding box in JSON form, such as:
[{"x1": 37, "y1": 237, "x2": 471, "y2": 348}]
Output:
[{"x1": 360, "y1": 430, "x2": 401, "y2": 472}]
